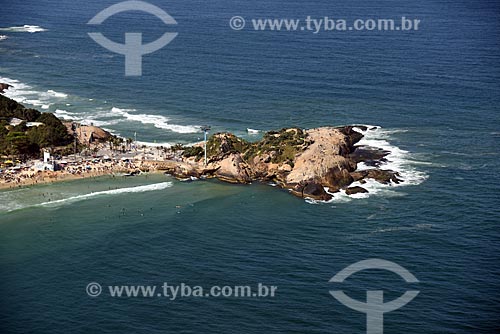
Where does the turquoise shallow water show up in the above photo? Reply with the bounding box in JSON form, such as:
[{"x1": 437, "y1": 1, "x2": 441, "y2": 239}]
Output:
[{"x1": 1, "y1": 0, "x2": 500, "y2": 333}]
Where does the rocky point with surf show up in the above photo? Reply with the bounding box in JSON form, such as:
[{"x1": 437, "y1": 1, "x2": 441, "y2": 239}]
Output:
[
  {"x1": 1, "y1": 81, "x2": 403, "y2": 201},
  {"x1": 165, "y1": 126, "x2": 402, "y2": 201}
]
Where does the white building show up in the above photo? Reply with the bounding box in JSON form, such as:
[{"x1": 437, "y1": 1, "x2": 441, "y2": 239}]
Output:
[
  {"x1": 27, "y1": 122, "x2": 44, "y2": 127},
  {"x1": 9, "y1": 118, "x2": 23, "y2": 127}
]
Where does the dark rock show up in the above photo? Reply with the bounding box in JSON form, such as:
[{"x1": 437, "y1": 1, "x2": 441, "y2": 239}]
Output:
[
  {"x1": 323, "y1": 167, "x2": 354, "y2": 192},
  {"x1": 290, "y1": 181, "x2": 332, "y2": 201},
  {"x1": 349, "y1": 147, "x2": 390, "y2": 166},
  {"x1": 0, "y1": 83, "x2": 12, "y2": 93},
  {"x1": 350, "y1": 170, "x2": 369, "y2": 181},
  {"x1": 201, "y1": 167, "x2": 220, "y2": 176},
  {"x1": 173, "y1": 165, "x2": 201, "y2": 179},
  {"x1": 354, "y1": 125, "x2": 368, "y2": 131},
  {"x1": 337, "y1": 126, "x2": 364, "y2": 150},
  {"x1": 345, "y1": 186, "x2": 369, "y2": 195},
  {"x1": 366, "y1": 169, "x2": 403, "y2": 184}
]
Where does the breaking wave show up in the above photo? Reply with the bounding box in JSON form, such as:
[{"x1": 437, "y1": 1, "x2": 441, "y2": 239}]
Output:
[
  {"x1": 0, "y1": 76, "x2": 200, "y2": 134},
  {"x1": 39, "y1": 182, "x2": 174, "y2": 208},
  {"x1": 108, "y1": 107, "x2": 200, "y2": 134},
  {"x1": 306, "y1": 125, "x2": 428, "y2": 204},
  {"x1": 0, "y1": 25, "x2": 47, "y2": 33}
]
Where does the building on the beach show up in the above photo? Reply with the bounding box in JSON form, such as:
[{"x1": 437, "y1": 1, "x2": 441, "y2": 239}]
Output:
[
  {"x1": 26, "y1": 122, "x2": 44, "y2": 127},
  {"x1": 34, "y1": 161, "x2": 55, "y2": 171},
  {"x1": 9, "y1": 118, "x2": 23, "y2": 127}
]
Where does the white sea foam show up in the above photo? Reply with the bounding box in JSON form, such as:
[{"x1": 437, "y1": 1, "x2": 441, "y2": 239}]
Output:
[
  {"x1": 0, "y1": 182, "x2": 174, "y2": 212},
  {"x1": 0, "y1": 25, "x2": 47, "y2": 33},
  {"x1": 0, "y1": 77, "x2": 68, "y2": 110},
  {"x1": 1, "y1": 76, "x2": 201, "y2": 135},
  {"x1": 109, "y1": 107, "x2": 200, "y2": 134},
  {"x1": 353, "y1": 126, "x2": 428, "y2": 187},
  {"x1": 47, "y1": 89, "x2": 68, "y2": 98},
  {"x1": 0, "y1": 35, "x2": 8, "y2": 41},
  {"x1": 40, "y1": 182, "x2": 173, "y2": 208},
  {"x1": 306, "y1": 125, "x2": 428, "y2": 204},
  {"x1": 53, "y1": 109, "x2": 78, "y2": 120},
  {"x1": 135, "y1": 140, "x2": 173, "y2": 148}
]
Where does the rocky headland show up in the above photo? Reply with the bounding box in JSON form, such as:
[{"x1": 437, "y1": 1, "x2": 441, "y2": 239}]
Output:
[
  {"x1": 162, "y1": 126, "x2": 402, "y2": 201},
  {"x1": 2, "y1": 81, "x2": 402, "y2": 199}
]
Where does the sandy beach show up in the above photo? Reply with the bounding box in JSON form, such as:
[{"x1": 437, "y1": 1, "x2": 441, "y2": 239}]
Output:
[
  {"x1": 0, "y1": 167, "x2": 148, "y2": 191},
  {"x1": 0, "y1": 152, "x2": 174, "y2": 191}
]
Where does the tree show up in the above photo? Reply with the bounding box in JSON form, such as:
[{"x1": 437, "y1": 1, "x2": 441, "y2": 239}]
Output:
[
  {"x1": 126, "y1": 137, "x2": 133, "y2": 151},
  {"x1": 108, "y1": 137, "x2": 114, "y2": 151},
  {"x1": 5, "y1": 132, "x2": 39, "y2": 159}
]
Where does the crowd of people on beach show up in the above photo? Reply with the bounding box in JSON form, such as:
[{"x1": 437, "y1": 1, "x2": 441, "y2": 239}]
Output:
[
  {"x1": 0, "y1": 157, "x2": 144, "y2": 189},
  {"x1": 0, "y1": 139, "x2": 189, "y2": 190}
]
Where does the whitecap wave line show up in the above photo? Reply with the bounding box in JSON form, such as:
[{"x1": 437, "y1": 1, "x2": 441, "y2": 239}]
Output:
[
  {"x1": 135, "y1": 140, "x2": 173, "y2": 147},
  {"x1": 371, "y1": 223, "x2": 433, "y2": 234},
  {"x1": 0, "y1": 77, "x2": 68, "y2": 110},
  {"x1": 47, "y1": 89, "x2": 68, "y2": 98},
  {"x1": 81, "y1": 119, "x2": 123, "y2": 127},
  {"x1": 39, "y1": 182, "x2": 173, "y2": 208},
  {"x1": 0, "y1": 25, "x2": 47, "y2": 33},
  {"x1": 1, "y1": 77, "x2": 201, "y2": 135},
  {"x1": 54, "y1": 109, "x2": 78, "y2": 120},
  {"x1": 56, "y1": 109, "x2": 123, "y2": 127},
  {"x1": 247, "y1": 128, "x2": 260, "y2": 134},
  {"x1": 49, "y1": 106, "x2": 199, "y2": 134},
  {"x1": 109, "y1": 107, "x2": 200, "y2": 134}
]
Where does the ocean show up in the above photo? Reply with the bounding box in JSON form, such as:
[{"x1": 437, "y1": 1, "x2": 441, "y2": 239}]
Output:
[{"x1": 1, "y1": 0, "x2": 499, "y2": 333}]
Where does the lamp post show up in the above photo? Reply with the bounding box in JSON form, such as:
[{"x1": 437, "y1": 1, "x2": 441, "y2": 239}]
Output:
[
  {"x1": 200, "y1": 126, "x2": 211, "y2": 166},
  {"x1": 71, "y1": 122, "x2": 77, "y2": 162}
]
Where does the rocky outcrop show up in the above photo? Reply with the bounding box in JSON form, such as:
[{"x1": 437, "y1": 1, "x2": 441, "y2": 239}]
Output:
[
  {"x1": 349, "y1": 147, "x2": 390, "y2": 167},
  {"x1": 64, "y1": 123, "x2": 112, "y2": 144},
  {"x1": 286, "y1": 127, "x2": 357, "y2": 186},
  {"x1": 171, "y1": 126, "x2": 403, "y2": 200},
  {"x1": 0, "y1": 83, "x2": 12, "y2": 94},
  {"x1": 366, "y1": 169, "x2": 403, "y2": 184},
  {"x1": 345, "y1": 186, "x2": 369, "y2": 195},
  {"x1": 290, "y1": 180, "x2": 333, "y2": 201},
  {"x1": 211, "y1": 153, "x2": 252, "y2": 184}
]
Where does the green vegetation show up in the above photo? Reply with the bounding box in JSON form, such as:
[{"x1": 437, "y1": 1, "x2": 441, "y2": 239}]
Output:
[
  {"x1": 182, "y1": 146, "x2": 204, "y2": 161},
  {"x1": 200, "y1": 128, "x2": 309, "y2": 166},
  {"x1": 243, "y1": 128, "x2": 309, "y2": 164},
  {"x1": 0, "y1": 94, "x2": 72, "y2": 159},
  {"x1": 206, "y1": 133, "x2": 250, "y2": 157}
]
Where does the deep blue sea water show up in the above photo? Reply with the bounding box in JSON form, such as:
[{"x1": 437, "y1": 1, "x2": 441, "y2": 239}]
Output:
[{"x1": 1, "y1": 0, "x2": 499, "y2": 333}]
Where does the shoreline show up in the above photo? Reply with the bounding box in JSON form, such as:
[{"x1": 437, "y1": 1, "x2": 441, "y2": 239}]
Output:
[
  {"x1": 0, "y1": 167, "x2": 165, "y2": 191},
  {"x1": 1, "y1": 87, "x2": 423, "y2": 200}
]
